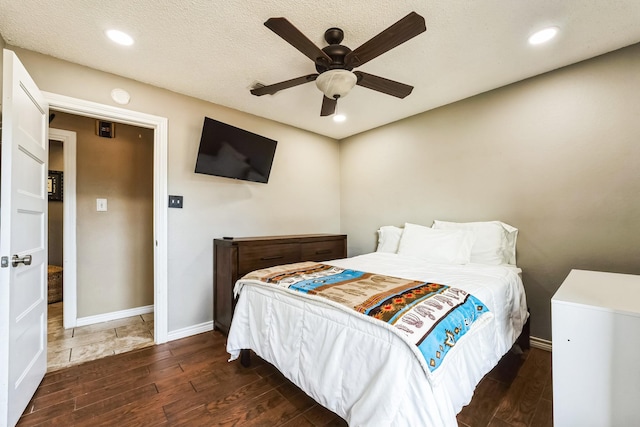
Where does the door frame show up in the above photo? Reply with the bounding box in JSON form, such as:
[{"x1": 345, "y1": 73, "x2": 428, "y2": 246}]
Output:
[
  {"x1": 47, "y1": 128, "x2": 77, "y2": 329},
  {"x1": 44, "y1": 91, "x2": 169, "y2": 344}
]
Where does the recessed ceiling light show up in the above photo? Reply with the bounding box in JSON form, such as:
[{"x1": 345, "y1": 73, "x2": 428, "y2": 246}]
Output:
[
  {"x1": 528, "y1": 27, "x2": 559, "y2": 45},
  {"x1": 333, "y1": 114, "x2": 346, "y2": 123},
  {"x1": 106, "y1": 29, "x2": 134, "y2": 46}
]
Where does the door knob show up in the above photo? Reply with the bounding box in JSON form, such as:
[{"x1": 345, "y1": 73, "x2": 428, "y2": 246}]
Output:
[{"x1": 11, "y1": 254, "x2": 32, "y2": 267}]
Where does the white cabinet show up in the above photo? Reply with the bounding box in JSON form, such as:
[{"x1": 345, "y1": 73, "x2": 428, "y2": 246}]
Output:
[{"x1": 552, "y1": 269, "x2": 640, "y2": 427}]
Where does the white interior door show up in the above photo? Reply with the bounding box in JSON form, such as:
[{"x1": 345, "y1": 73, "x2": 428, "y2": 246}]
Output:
[{"x1": 0, "y1": 49, "x2": 49, "y2": 427}]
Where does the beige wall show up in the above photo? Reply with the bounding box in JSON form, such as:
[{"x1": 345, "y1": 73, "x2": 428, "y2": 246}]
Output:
[
  {"x1": 48, "y1": 140, "x2": 64, "y2": 267},
  {"x1": 340, "y1": 43, "x2": 640, "y2": 341},
  {"x1": 9, "y1": 47, "x2": 341, "y2": 331},
  {"x1": 50, "y1": 112, "x2": 155, "y2": 317},
  {"x1": 12, "y1": 38, "x2": 639, "y2": 341}
]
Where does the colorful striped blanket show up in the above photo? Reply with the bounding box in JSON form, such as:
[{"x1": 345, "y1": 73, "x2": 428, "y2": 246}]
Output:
[{"x1": 241, "y1": 262, "x2": 490, "y2": 373}]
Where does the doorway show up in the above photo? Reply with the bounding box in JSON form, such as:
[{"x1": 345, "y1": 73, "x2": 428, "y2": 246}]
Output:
[
  {"x1": 44, "y1": 91, "x2": 169, "y2": 345},
  {"x1": 47, "y1": 117, "x2": 158, "y2": 370}
]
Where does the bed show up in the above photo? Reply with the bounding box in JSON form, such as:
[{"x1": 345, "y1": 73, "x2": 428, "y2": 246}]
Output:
[{"x1": 226, "y1": 221, "x2": 528, "y2": 426}]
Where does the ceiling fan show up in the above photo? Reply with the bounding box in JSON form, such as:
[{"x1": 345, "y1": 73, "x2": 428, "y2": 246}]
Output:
[{"x1": 250, "y1": 12, "x2": 426, "y2": 117}]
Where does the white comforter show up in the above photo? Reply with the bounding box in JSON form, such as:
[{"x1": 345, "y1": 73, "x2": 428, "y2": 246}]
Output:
[{"x1": 227, "y1": 252, "x2": 528, "y2": 427}]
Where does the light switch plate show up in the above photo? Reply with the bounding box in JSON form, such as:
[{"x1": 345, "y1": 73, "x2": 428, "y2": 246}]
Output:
[
  {"x1": 169, "y1": 195, "x2": 183, "y2": 208},
  {"x1": 96, "y1": 198, "x2": 107, "y2": 212}
]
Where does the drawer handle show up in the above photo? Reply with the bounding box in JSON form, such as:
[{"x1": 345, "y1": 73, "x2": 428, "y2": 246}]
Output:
[
  {"x1": 260, "y1": 255, "x2": 284, "y2": 261},
  {"x1": 316, "y1": 249, "x2": 332, "y2": 255}
]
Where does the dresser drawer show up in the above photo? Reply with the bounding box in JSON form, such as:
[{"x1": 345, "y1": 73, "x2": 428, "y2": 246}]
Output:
[
  {"x1": 301, "y1": 239, "x2": 345, "y2": 262},
  {"x1": 238, "y1": 243, "x2": 300, "y2": 275}
]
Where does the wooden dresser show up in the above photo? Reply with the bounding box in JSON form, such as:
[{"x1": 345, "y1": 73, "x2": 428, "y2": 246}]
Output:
[{"x1": 213, "y1": 234, "x2": 347, "y2": 335}]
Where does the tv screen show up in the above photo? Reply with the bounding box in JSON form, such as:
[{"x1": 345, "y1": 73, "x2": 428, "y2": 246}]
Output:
[{"x1": 194, "y1": 117, "x2": 277, "y2": 183}]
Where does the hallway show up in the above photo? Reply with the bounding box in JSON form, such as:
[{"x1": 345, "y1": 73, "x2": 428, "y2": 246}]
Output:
[{"x1": 47, "y1": 302, "x2": 154, "y2": 372}]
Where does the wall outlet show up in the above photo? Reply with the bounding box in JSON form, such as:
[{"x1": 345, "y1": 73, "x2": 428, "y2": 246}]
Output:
[{"x1": 169, "y1": 195, "x2": 183, "y2": 208}]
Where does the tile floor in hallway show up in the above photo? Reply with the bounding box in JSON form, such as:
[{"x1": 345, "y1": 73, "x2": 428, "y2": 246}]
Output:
[{"x1": 47, "y1": 302, "x2": 155, "y2": 372}]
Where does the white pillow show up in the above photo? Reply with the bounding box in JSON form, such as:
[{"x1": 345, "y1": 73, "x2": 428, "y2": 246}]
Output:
[
  {"x1": 397, "y1": 223, "x2": 475, "y2": 264},
  {"x1": 376, "y1": 225, "x2": 404, "y2": 253},
  {"x1": 432, "y1": 220, "x2": 518, "y2": 265},
  {"x1": 500, "y1": 222, "x2": 518, "y2": 265}
]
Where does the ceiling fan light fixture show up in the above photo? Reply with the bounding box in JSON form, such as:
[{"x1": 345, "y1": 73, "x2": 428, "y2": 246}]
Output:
[{"x1": 316, "y1": 70, "x2": 357, "y2": 99}]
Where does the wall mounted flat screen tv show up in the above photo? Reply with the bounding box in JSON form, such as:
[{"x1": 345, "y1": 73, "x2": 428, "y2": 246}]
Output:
[{"x1": 194, "y1": 117, "x2": 277, "y2": 183}]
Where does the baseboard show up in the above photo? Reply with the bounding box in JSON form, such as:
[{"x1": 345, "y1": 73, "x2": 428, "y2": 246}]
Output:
[
  {"x1": 530, "y1": 336, "x2": 552, "y2": 352},
  {"x1": 75, "y1": 305, "x2": 154, "y2": 327},
  {"x1": 74, "y1": 310, "x2": 552, "y2": 352},
  {"x1": 167, "y1": 321, "x2": 214, "y2": 342}
]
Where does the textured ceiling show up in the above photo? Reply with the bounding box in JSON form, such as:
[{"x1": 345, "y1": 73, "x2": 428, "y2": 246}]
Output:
[{"x1": 1, "y1": 0, "x2": 640, "y2": 139}]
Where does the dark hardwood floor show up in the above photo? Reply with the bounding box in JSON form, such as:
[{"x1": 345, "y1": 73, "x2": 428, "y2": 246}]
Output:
[{"x1": 18, "y1": 331, "x2": 552, "y2": 426}]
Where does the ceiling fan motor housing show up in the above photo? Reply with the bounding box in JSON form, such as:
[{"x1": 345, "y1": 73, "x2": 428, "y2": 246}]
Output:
[
  {"x1": 315, "y1": 27, "x2": 353, "y2": 71},
  {"x1": 314, "y1": 27, "x2": 358, "y2": 99}
]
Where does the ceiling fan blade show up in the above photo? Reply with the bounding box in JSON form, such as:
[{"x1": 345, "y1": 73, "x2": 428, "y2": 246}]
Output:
[
  {"x1": 265, "y1": 17, "x2": 332, "y2": 67},
  {"x1": 250, "y1": 74, "x2": 319, "y2": 96},
  {"x1": 354, "y1": 71, "x2": 413, "y2": 98},
  {"x1": 320, "y1": 96, "x2": 337, "y2": 116},
  {"x1": 345, "y1": 12, "x2": 426, "y2": 68}
]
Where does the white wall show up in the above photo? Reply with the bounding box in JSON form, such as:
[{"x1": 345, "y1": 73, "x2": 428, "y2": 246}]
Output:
[
  {"x1": 340, "y1": 43, "x2": 640, "y2": 341},
  {"x1": 9, "y1": 47, "x2": 341, "y2": 333}
]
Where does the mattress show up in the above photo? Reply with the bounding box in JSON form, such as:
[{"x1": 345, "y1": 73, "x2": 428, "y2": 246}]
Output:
[{"x1": 227, "y1": 252, "x2": 528, "y2": 426}]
